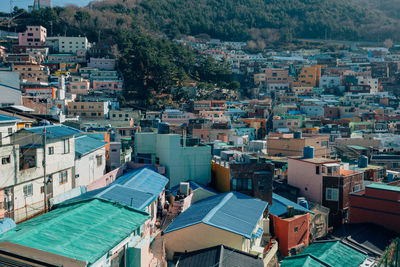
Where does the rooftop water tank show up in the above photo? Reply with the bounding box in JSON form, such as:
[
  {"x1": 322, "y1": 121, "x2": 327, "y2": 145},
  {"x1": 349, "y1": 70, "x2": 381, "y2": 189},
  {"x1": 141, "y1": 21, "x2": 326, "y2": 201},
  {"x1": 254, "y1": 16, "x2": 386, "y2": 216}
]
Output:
[
  {"x1": 158, "y1": 122, "x2": 170, "y2": 134},
  {"x1": 299, "y1": 199, "x2": 309, "y2": 210},
  {"x1": 303, "y1": 146, "x2": 315, "y2": 159},
  {"x1": 358, "y1": 155, "x2": 368, "y2": 168},
  {"x1": 294, "y1": 131, "x2": 302, "y2": 139}
]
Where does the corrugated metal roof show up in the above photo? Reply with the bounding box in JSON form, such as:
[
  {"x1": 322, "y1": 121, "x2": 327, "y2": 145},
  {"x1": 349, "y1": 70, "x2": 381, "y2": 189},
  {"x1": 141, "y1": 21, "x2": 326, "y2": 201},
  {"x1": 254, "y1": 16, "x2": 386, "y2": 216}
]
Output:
[
  {"x1": 0, "y1": 114, "x2": 20, "y2": 123},
  {"x1": 97, "y1": 184, "x2": 155, "y2": 210},
  {"x1": 164, "y1": 192, "x2": 268, "y2": 238},
  {"x1": 269, "y1": 193, "x2": 313, "y2": 217},
  {"x1": 114, "y1": 167, "x2": 168, "y2": 196},
  {"x1": 24, "y1": 125, "x2": 80, "y2": 139},
  {"x1": 176, "y1": 245, "x2": 264, "y2": 267},
  {"x1": 75, "y1": 135, "x2": 106, "y2": 156},
  {"x1": 0, "y1": 199, "x2": 148, "y2": 264},
  {"x1": 281, "y1": 241, "x2": 368, "y2": 267}
]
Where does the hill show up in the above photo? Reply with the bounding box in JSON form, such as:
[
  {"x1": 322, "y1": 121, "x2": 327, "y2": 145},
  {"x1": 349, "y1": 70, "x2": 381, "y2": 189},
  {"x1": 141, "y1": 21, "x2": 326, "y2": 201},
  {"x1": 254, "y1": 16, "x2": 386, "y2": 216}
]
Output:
[{"x1": 90, "y1": 0, "x2": 400, "y2": 42}]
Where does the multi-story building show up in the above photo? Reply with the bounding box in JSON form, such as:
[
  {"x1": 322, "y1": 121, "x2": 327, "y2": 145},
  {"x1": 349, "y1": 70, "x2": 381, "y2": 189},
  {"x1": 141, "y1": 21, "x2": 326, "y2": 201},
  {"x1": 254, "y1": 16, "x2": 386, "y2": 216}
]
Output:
[
  {"x1": 12, "y1": 64, "x2": 49, "y2": 83},
  {"x1": 92, "y1": 80, "x2": 123, "y2": 91},
  {"x1": 66, "y1": 101, "x2": 110, "y2": 119},
  {"x1": 267, "y1": 133, "x2": 329, "y2": 158},
  {"x1": 134, "y1": 132, "x2": 211, "y2": 188},
  {"x1": 46, "y1": 36, "x2": 89, "y2": 54},
  {"x1": 349, "y1": 183, "x2": 400, "y2": 233},
  {"x1": 292, "y1": 65, "x2": 322, "y2": 88},
  {"x1": 212, "y1": 154, "x2": 274, "y2": 203},
  {"x1": 67, "y1": 76, "x2": 90, "y2": 95},
  {"x1": 161, "y1": 109, "x2": 196, "y2": 125},
  {"x1": 18, "y1": 26, "x2": 47, "y2": 47},
  {"x1": 1, "y1": 125, "x2": 79, "y2": 223},
  {"x1": 288, "y1": 152, "x2": 363, "y2": 226},
  {"x1": 87, "y1": 57, "x2": 116, "y2": 70}
]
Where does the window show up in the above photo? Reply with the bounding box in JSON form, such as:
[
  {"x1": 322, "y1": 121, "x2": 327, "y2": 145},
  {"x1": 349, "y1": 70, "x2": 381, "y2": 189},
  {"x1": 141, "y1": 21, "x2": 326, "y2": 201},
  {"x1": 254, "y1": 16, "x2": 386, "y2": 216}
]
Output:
[
  {"x1": 2, "y1": 156, "x2": 10, "y2": 165},
  {"x1": 63, "y1": 139, "x2": 70, "y2": 154},
  {"x1": 23, "y1": 184, "x2": 33, "y2": 197},
  {"x1": 96, "y1": 155, "x2": 102, "y2": 166},
  {"x1": 353, "y1": 185, "x2": 360, "y2": 192},
  {"x1": 8, "y1": 128, "x2": 12, "y2": 135},
  {"x1": 316, "y1": 166, "x2": 320, "y2": 175},
  {"x1": 48, "y1": 147, "x2": 54, "y2": 155},
  {"x1": 59, "y1": 171, "x2": 68, "y2": 184},
  {"x1": 294, "y1": 227, "x2": 298, "y2": 232},
  {"x1": 326, "y1": 188, "x2": 339, "y2": 201}
]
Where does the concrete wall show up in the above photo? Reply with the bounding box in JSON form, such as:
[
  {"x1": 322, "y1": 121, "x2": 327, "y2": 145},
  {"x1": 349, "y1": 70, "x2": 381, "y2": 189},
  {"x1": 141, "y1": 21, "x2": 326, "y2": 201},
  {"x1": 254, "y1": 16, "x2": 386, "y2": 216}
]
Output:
[
  {"x1": 164, "y1": 223, "x2": 245, "y2": 260},
  {"x1": 272, "y1": 213, "x2": 310, "y2": 256},
  {"x1": 74, "y1": 147, "x2": 106, "y2": 187},
  {"x1": 0, "y1": 71, "x2": 22, "y2": 107},
  {"x1": 288, "y1": 158, "x2": 323, "y2": 203}
]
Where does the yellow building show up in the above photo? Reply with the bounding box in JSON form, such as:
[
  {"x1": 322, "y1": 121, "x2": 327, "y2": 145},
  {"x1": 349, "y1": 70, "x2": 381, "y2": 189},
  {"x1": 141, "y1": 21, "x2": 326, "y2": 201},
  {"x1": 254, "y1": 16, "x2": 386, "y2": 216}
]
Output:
[{"x1": 292, "y1": 65, "x2": 323, "y2": 88}]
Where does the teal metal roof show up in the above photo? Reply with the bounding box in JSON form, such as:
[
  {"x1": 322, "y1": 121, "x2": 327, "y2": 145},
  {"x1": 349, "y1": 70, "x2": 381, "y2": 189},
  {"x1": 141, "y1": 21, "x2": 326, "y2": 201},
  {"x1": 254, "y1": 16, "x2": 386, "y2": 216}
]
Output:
[
  {"x1": 164, "y1": 192, "x2": 268, "y2": 238},
  {"x1": 75, "y1": 135, "x2": 107, "y2": 156},
  {"x1": 0, "y1": 199, "x2": 149, "y2": 264},
  {"x1": 24, "y1": 125, "x2": 80, "y2": 139},
  {"x1": 0, "y1": 114, "x2": 20, "y2": 123},
  {"x1": 281, "y1": 241, "x2": 367, "y2": 267},
  {"x1": 366, "y1": 183, "x2": 400, "y2": 193}
]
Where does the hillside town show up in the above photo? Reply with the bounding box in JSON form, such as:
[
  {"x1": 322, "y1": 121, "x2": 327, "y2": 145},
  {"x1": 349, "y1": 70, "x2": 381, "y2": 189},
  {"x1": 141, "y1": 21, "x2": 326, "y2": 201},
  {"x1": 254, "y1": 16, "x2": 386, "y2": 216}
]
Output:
[{"x1": 0, "y1": 22, "x2": 399, "y2": 267}]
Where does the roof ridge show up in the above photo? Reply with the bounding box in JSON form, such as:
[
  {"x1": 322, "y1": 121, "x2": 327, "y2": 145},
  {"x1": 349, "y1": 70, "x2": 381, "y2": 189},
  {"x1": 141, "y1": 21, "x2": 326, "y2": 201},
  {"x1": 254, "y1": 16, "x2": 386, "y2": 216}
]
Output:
[{"x1": 203, "y1": 193, "x2": 233, "y2": 224}]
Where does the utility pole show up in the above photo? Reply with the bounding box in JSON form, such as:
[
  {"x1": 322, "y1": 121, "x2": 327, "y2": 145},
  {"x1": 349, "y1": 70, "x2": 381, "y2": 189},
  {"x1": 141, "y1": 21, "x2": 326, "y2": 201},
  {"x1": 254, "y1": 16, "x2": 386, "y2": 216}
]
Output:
[{"x1": 42, "y1": 126, "x2": 47, "y2": 213}]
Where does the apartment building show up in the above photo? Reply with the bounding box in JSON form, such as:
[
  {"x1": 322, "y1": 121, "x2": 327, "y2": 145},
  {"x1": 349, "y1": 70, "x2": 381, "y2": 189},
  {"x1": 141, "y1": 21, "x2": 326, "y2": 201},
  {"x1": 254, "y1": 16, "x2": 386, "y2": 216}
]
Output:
[
  {"x1": 267, "y1": 133, "x2": 329, "y2": 158},
  {"x1": 12, "y1": 64, "x2": 49, "y2": 83},
  {"x1": 67, "y1": 101, "x2": 110, "y2": 119},
  {"x1": 46, "y1": 36, "x2": 89, "y2": 54},
  {"x1": 18, "y1": 26, "x2": 47, "y2": 47}
]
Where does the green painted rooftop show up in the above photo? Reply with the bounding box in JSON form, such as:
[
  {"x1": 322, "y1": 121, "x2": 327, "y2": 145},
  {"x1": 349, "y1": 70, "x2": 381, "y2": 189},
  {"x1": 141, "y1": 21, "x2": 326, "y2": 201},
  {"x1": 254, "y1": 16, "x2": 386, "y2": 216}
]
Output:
[
  {"x1": 281, "y1": 241, "x2": 367, "y2": 267},
  {"x1": 367, "y1": 183, "x2": 400, "y2": 193},
  {"x1": 0, "y1": 199, "x2": 149, "y2": 264}
]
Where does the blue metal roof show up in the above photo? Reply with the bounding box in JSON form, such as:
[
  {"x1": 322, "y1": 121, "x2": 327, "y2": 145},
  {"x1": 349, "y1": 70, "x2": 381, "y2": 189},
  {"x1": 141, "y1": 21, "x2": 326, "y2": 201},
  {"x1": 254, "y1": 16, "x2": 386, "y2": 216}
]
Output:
[
  {"x1": 269, "y1": 193, "x2": 313, "y2": 217},
  {"x1": 164, "y1": 192, "x2": 268, "y2": 238},
  {"x1": 114, "y1": 167, "x2": 168, "y2": 197},
  {"x1": 24, "y1": 125, "x2": 80, "y2": 139},
  {"x1": 0, "y1": 114, "x2": 20, "y2": 123},
  {"x1": 168, "y1": 180, "x2": 217, "y2": 197},
  {"x1": 97, "y1": 184, "x2": 155, "y2": 210},
  {"x1": 75, "y1": 135, "x2": 107, "y2": 157},
  {"x1": 63, "y1": 184, "x2": 155, "y2": 211},
  {"x1": 0, "y1": 218, "x2": 16, "y2": 235}
]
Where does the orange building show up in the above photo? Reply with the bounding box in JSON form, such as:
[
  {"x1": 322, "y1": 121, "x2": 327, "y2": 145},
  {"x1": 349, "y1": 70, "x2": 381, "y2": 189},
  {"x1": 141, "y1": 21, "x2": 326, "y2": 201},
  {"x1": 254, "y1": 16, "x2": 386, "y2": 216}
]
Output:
[
  {"x1": 292, "y1": 65, "x2": 323, "y2": 88},
  {"x1": 269, "y1": 193, "x2": 312, "y2": 256}
]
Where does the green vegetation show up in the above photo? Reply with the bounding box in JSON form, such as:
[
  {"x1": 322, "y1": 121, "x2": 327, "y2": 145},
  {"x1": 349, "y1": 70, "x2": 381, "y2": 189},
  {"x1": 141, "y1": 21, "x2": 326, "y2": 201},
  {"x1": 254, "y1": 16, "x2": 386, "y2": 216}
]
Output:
[
  {"x1": 91, "y1": 0, "x2": 400, "y2": 43},
  {"x1": 3, "y1": 0, "x2": 400, "y2": 106},
  {"x1": 5, "y1": 6, "x2": 235, "y2": 108}
]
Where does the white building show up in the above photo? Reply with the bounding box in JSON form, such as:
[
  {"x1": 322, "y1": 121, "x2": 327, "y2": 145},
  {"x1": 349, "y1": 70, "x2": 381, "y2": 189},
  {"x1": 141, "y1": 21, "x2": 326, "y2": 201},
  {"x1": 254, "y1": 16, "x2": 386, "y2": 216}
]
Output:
[
  {"x1": 74, "y1": 135, "x2": 106, "y2": 187},
  {"x1": 4, "y1": 125, "x2": 80, "y2": 222},
  {"x1": 319, "y1": 76, "x2": 341, "y2": 89},
  {"x1": 46, "y1": 36, "x2": 90, "y2": 54}
]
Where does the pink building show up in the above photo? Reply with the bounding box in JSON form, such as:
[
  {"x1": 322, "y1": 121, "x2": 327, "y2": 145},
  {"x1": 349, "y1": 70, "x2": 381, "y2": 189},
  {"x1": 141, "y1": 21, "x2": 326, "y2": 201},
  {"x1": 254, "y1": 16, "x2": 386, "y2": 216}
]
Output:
[
  {"x1": 92, "y1": 80, "x2": 123, "y2": 91},
  {"x1": 288, "y1": 156, "x2": 341, "y2": 203},
  {"x1": 161, "y1": 109, "x2": 196, "y2": 125},
  {"x1": 19, "y1": 26, "x2": 47, "y2": 46},
  {"x1": 87, "y1": 57, "x2": 116, "y2": 70}
]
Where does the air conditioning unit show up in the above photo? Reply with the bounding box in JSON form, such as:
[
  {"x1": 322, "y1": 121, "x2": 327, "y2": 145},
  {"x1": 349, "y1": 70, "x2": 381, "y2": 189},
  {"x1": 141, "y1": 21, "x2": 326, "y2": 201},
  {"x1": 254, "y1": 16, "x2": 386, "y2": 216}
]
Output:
[{"x1": 179, "y1": 182, "x2": 190, "y2": 196}]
